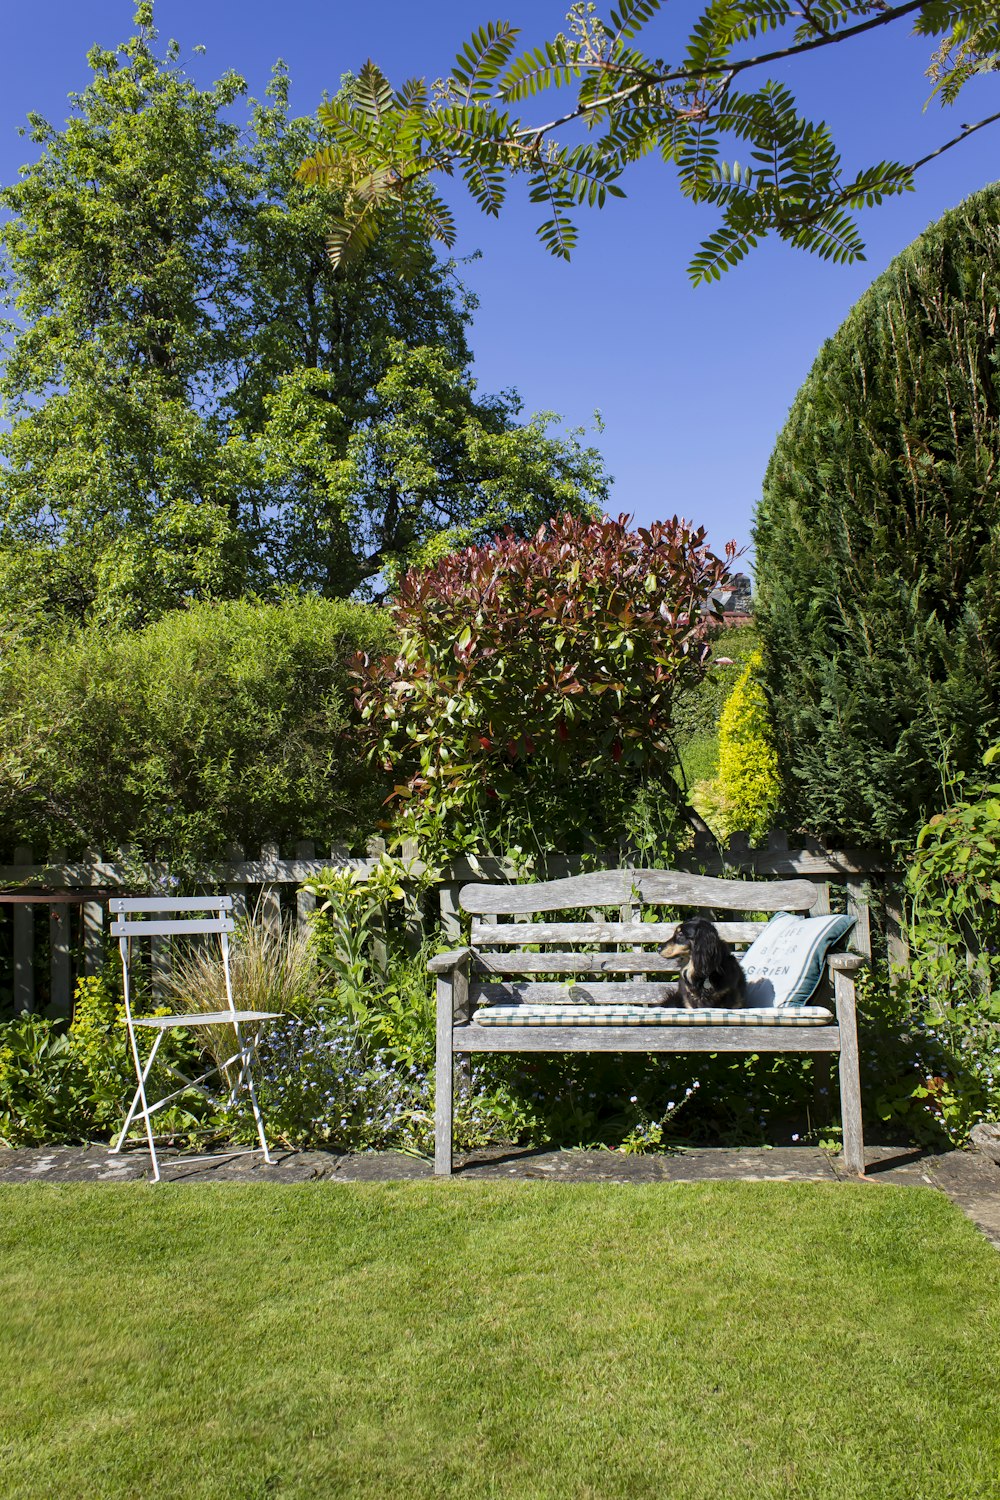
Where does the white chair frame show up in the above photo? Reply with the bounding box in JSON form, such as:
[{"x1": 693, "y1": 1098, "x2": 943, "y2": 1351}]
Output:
[{"x1": 109, "y1": 896, "x2": 278, "y2": 1182}]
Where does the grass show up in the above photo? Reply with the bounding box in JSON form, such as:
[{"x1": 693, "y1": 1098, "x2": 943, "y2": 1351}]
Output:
[{"x1": 1, "y1": 1181, "x2": 998, "y2": 1499}]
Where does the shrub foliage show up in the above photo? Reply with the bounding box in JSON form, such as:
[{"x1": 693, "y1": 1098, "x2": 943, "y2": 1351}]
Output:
[
  {"x1": 755, "y1": 182, "x2": 1000, "y2": 847},
  {"x1": 357, "y1": 513, "x2": 734, "y2": 856},
  {"x1": 0, "y1": 597, "x2": 393, "y2": 863},
  {"x1": 708, "y1": 648, "x2": 780, "y2": 844},
  {"x1": 894, "y1": 746, "x2": 1000, "y2": 1139}
]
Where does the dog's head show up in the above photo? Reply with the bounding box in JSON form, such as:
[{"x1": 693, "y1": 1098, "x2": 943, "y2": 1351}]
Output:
[{"x1": 659, "y1": 917, "x2": 728, "y2": 971}]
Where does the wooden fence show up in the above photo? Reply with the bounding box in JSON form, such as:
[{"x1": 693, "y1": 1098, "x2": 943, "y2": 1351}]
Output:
[{"x1": 0, "y1": 831, "x2": 904, "y2": 1019}]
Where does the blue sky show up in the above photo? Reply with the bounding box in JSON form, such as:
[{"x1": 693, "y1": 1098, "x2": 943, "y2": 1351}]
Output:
[{"x1": 4, "y1": 1, "x2": 999, "y2": 569}]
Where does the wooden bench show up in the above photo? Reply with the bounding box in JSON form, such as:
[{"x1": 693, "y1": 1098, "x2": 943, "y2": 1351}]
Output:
[{"x1": 429, "y1": 868, "x2": 866, "y2": 1176}]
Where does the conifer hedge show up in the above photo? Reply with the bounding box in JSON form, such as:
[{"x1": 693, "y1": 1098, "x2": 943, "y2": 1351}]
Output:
[{"x1": 754, "y1": 182, "x2": 1000, "y2": 848}]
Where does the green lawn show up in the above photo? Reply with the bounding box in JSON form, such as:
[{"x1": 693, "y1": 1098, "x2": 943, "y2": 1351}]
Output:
[{"x1": 1, "y1": 1181, "x2": 998, "y2": 1499}]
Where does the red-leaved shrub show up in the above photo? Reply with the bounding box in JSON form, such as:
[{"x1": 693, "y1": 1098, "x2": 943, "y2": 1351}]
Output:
[{"x1": 357, "y1": 513, "x2": 735, "y2": 855}]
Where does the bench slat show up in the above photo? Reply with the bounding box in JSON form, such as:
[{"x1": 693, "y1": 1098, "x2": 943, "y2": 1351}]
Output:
[
  {"x1": 473, "y1": 920, "x2": 765, "y2": 946},
  {"x1": 473, "y1": 981, "x2": 680, "y2": 1005},
  {"x1": 470, "y1": 922, "x2": 768, "y2": 952},
  {"x1": 472, "y1": 951, "x2": 686, "y2": 974},
  {"x1": 460, "y1": 869, "x2": 818, "y2": 915},
  {"x1": 452, "y1": 1024, "x2": 843, "y2": 1052},
  {"x1": 631, "y1": 870, "x2": 817, "y2": 911}
]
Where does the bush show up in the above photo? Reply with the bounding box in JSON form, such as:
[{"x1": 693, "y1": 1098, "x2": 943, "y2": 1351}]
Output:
[
  {"x1": 671, "y1": 623, "x2": 761, "y2": 790},
  {"x1": 357, "y1": 512, "x2": 735, "y2": 860},
  {"x1": 755, "y1": 182, "x2": 1000, "y2": 848},
  {"x1": 703, "y1": 648, "x2": 781, "y2": 843},
  {"x1": 863, "y1": 746, "x2": 1000, "y2": 1144},
  {"x1": 0, "y1": 974, "x2": 202, "y2": 1147},
  {"x1": 0, "y1": 595, "x2": 394, "y2": 863}
]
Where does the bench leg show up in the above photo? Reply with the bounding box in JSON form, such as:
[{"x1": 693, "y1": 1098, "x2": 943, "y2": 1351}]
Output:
[
  {"x1": 435, "y1": 975, "x2": 454, "y2": 1176},
  {"x1": 835, "y1": 969, "x2": 865, "y2": 1176}
]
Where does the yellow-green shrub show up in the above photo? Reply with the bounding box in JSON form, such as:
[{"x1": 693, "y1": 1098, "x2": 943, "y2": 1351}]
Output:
[{"x1": 712, "y1": 649, "x2": 780, "y2": 843}]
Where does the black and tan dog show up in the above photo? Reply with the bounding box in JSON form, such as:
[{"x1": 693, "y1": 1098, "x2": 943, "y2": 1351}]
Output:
[{"x1": 659, "y1": 918, "x2": 746, "y2": 1009}]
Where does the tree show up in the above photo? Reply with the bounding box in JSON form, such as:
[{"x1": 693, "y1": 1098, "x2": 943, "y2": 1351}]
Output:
[
  {"x1": 357, "y1": 512, "x2": 735, "y2": 857},
  {"x1": 0, "y1": 5, "x2": 607, "y2": 630},
  {"x1": 753, "y1": 180, "x2": 1000, "y2": 848},
  {"x1": 300, "y1": 2, "x2": 1000, "y2": 284},
  {"x1": 0, "y1": 9, "x2": 250, "y2": 629}
]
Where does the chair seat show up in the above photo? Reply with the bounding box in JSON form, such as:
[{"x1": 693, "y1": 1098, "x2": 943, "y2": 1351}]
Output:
[
  {"x1": 472, "y1": 1004, "x2": 835, "y2": 1027},
  {"x1": 130, "y1": 1010, "x2": 281, "y2": 1029}
]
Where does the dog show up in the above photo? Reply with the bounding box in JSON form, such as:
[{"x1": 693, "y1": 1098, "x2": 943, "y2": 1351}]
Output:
[{"x1": 659, "y1": 918, "x2": 746, "y2": 1009}]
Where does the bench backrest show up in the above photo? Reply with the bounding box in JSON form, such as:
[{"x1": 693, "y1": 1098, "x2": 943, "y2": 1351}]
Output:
[{"x1": 458, "y1": 868, "x2": 818, "y2": 970}]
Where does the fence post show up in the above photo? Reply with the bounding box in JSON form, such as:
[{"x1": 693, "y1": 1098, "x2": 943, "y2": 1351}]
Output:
[
  {"x1": 366, "y1": 836, "x2": 388, "y2": 981},
  {"x1": 150, "y1": 932, "x2": 171, "y2": 1003},
  {"x1": 259, "y1": 842, "x2": 282, "y2": 936},
  {"x1": 845, "y1": 878, "x2": 873, "y2": 962},
  {"x1": 726, "y1": 831, "x2": 751, "y2": 865},
  {"x1": 401, "y1": 837, "x2": 424, "y2": 954},
  {"x1": 296, "y1": 841, "x2": 316, "y2": 933},
  {"x1": 13, "y1": 845, "x2": 35, "y2": 1015},
  {"x1": 83, "y1": 849, "x2": 105, "y2": 977},
  {"x1": 884, "y1": 886, "x2": 910, "y2": 975},
  {"x1": 48, "y1": 847, "x2": 72, "y2": 1019},
  {"x1": 439, "y1": 884, "x2": 462, "y2": 944},
  {"x1": 225, "y1": 843, "x2": 247, "y2": 925}
]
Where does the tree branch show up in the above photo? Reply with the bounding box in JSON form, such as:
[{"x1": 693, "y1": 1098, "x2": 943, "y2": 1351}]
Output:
[
  {"x1": 908, "y1": 107, "x2": 1000, "y2": 173},
  {"x1": 505, "y1": 0, "x2": 929, "y2": 144}
]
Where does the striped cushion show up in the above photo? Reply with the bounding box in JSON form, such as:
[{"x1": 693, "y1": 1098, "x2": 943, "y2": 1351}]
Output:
[{"x1": 472, "y1": 1004, "x2": 834, "y2": 1027}]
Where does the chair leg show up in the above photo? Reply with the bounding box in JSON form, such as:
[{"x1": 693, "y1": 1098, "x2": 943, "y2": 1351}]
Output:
[
  {"x1": 111, "y1": 1030, "x2": 162, "y2": 1156},
  {"x1": 128, "y1": 1030, "x2": 164, "y2": 1183},
  {"x1": 236, "y1": 1024, "x2": 273, "y2": 1165}
]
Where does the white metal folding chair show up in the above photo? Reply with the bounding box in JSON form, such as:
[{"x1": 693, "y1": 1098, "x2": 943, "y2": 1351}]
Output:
[{"x1": 109, "y1": 895, "x2": 278, "y2": 1182}]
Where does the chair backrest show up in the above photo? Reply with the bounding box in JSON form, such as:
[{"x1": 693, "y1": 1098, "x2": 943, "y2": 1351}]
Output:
[
  {"x1": 109, "y1": 896, "x2": 236, "y2": 1024},
  {"x1": 109, "y1": 895, "x2": 235, "y2": 938},
  {"x1": 459, "y1": 868, "x2": 819, "y2": 961}
]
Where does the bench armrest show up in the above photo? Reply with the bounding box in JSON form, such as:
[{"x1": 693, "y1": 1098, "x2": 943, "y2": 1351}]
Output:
[
  {"x1": 826, "y1": 952, "x2": 866, "y2": 974},
  {"x1": 428, "y1": 947, "x2": 474, "y2": 975}
]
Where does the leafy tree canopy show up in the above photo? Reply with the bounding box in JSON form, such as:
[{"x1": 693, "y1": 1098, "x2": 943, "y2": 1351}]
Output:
[
  {"x1": 0, "y1": 3, "x2": 607, "y2": 630},
  {"x1": 299, "y1": 1, "x2": 1000, "y2": 283}
]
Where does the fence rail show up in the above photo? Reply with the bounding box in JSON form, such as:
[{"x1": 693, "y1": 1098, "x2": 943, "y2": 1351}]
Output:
[{"x1": 0, "y1": 832, "x2": 904, "y2": 1020}]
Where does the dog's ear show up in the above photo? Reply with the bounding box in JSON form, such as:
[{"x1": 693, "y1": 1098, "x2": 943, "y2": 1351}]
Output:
[{"x1": 690, "y1": 921, "x2": 727, "y2": 973}]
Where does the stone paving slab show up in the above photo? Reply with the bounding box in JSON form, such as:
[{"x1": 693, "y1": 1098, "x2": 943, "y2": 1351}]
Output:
[{"x1": 2, "y1": 1139, "x2": 999, "y2": 1250}]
